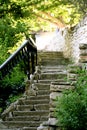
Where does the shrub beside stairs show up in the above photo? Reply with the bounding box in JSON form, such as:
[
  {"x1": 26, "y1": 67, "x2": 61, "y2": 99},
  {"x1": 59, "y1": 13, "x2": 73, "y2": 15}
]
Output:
[{"x1": 1, "y1": 51, "x2": 70, "y2": 130}]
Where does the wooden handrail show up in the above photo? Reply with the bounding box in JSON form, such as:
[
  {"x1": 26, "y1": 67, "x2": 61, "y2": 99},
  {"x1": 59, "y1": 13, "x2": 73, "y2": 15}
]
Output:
[{"x1": 0, "y1": 36, "x2": 37, "y2": 80}]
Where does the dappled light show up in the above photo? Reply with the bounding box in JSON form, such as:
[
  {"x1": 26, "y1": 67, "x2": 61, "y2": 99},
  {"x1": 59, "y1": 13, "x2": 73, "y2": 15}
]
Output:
[{"x1": 0, "y1": 0, "x2": 87, "y2": 129}]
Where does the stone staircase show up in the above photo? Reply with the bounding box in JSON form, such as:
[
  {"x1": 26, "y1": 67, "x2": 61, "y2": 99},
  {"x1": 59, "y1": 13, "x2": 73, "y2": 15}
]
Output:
[
  {"x1": 38, "y1": 51, "x2": 69, "y2": 66},
  {"x1": 1, "y1": 51, "x2": 70, "y2": 130}
]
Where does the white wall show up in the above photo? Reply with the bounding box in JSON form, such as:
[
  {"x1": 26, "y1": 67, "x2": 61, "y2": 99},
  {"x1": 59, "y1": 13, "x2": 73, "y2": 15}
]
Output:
[{"x1": 36, "y1": 29, "x2": 65, "y2": 52}]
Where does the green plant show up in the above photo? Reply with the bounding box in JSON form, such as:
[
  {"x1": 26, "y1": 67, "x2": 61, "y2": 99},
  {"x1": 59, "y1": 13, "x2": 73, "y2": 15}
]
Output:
[
  {"x1": 55, "y1": 67, "x2": 87, "y2": 130},
  {"x1": 0, "y1": 64, "x2": 26, "y2": 112}
]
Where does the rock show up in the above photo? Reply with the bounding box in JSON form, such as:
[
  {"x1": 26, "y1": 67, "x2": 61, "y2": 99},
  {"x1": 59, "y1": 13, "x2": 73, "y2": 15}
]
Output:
[
  {"x1": 50, "y1": 92, "x2": 62, "y2": 100},
  {"x1": 37, "y1": 124, "x2": 49, "y2": 130},
  {"x1": 50, "y1": 84, "x2": 73, "y2": 92},
  {"x1": 79, "y1": 43, "x2": 87, "y2": 49},
  {"x1": 0, "y1": 119, "x2": 7, "y2": 129},
  {"x1": 48, "y1": 118, "x2": 57, "y2": 126}
]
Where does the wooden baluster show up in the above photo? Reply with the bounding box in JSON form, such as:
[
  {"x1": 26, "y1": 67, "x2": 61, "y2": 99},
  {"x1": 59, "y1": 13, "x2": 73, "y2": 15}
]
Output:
[
  {"x1": 27, "y1": 44, "x2": 30, "y2": 80},
  {"x1": 36, "y1": 49, "x2": 37, "y2": 66},
  {"x1": 31, "y1": 52, "x2": 35, "y2": 74}
]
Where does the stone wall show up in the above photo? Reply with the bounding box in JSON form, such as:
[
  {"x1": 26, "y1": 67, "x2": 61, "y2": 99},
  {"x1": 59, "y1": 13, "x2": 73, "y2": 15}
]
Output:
[
  {"x1": 63, "y1": 15, "x2": 87, "y2": 63},
  {"x1": 62, "y1": 27, "x2": 73, "y2": 60},
  {"x1": 79, "y1": 44, "x2": 87, "y2": 63}
]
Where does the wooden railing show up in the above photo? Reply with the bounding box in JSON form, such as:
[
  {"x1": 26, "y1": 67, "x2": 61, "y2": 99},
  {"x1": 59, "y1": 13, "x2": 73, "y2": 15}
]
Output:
[{"x1": 0, "y1": 36, "x2": 37, "y2": 80}]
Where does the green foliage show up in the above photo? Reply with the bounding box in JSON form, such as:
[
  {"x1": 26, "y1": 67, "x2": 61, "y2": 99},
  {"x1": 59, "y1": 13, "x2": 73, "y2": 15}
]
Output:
[
  {"x1": 0, "y1": 0, "x2": 86, "y2": 54},
  {"x1": 0, "y1": 0, "x2": 87, "y2": 117},
  {"x1": 1, "y1": 65, "x2": 26, "y2": 88},
  {"x1": 0, "y1": 0, "x2": 86, "y2": 34},
  {"x1": 55, "y1": 68, "x2": 87, "y2": 130},
  {"x1": 0, "y1": 18, "x2": 30, "y2": 63},
  {"x1": 0, "y1": 65, "x2": 26, "y2": 112}
]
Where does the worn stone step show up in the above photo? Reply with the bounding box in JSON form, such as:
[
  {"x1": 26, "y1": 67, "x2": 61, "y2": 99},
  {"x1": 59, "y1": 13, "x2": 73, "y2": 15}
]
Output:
[
  {"x1": 6, "y1": 115, "x2": 48, "y2": 122},
  {"x1": 0, "y1": 119, "x2": 17, "y2": 130},
  {"x1": 18, "y1": 97, "x2": 49, "y2": 106},
  {"x1": 27, "y1": 95, "x2": 49, "y2": 100},
  {"x1": 0, "y1": 128, "x2": 19, "y2": 130},
  {"x1": 2, "y1": 121, "x2": 42, "y2": 128},
  {"x1": 17, "y1": 104, "x2": 49, "y2": 111},
  {"x1": 13, "y1": 110, "x2": 49, "y2": 117},
  {"x1": 37, "y1": 90, "x2": 50, "y2": 95},
  {"x1": 51, "y1": 80, "x2": 71, "y2": 85},
  {"x1": 38, "y1": 79, "x2": 66, "y2": 84},
  {"x1": 34, "y1": 104, "x2": 49, "y2": 111},
  {"x1": 38, "y1": 51, "x2": 69, "y2": 66},
  {"x1": 39, "y1": 58, "x2": 69, "y2": 66},
  {"x1": 41, "y1": 65, "x2": 67, "y2": 69},
  {"x1": 23, "y1": 99, "x2": 49, "y2": 105},
  {"x1": 41, "y1": 65, "x2": 67, "y2": 73},
  {"x1": 38, "y1": 80, "x2": 53, "y2": 84},
  {"x1": 23, "y1": 127, "x2": 37, "y2": 130},
  {"x1": 40, "y1": 58, "x2": 66, "y2": 61},
  {"x1": 0, "y1": 129, "x2": 17, "y2": 130},
  {"x1": 38, "y1": 51, "x2": 64, "y2": 58},
  {"x1": 40, "y1": 72, "x2": 67, "y2": 80},
  {"x1": 6, "y1": 116, "x2": 40, "y2": 121},
  {"x1": 17, "y1": 105, "x2": 33, "y2": 111},
  {"x1": 35, "y1": 83, "x2": 50, "y2": 90}
]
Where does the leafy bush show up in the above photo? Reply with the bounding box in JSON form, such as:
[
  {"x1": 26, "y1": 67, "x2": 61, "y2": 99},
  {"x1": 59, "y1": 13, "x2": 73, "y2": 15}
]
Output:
[
  {"x1": 0, "y1": 65, "x2": 26, "y2": 113},
  {"x1": 0, "y1": 17, "x2": 29, "y2": 64},
  {"x1": 0, "y1": 3, "x2": 29, "y2": 114},
  {"x1": 55, "y1": 68, "x2": 87, "y2": 130}
]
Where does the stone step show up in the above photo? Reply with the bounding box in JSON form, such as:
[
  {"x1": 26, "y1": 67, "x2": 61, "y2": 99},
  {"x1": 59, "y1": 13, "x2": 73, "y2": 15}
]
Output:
[
  {"x1": 13, "y1": 110, "x2": 49, "y2": 117},
  {"x1": 38, "y1": 51, "x2": 69, "y2": 66},
  {"x1": 17, "y1": 105, "x2": 33, "y2": 111},
  {"x1": 17, "y1": 104, "x2": 49, "y2": 111},
  {"x1": 23, "y1": 99, "x2": 49, "y2": 105},
  {"x1": 40, "y1": 72, "x2": 67, "y2": 80},
  {"x1": 6, "y1": 115, "x2": 48, "y2": 121},
  {"x1": 38, "y1": 79, "x2": 66, "y2": 84},
  {"x1": 41, "y1": 65, "x2": 67, "y2": 69},
  {"x1": 34, "y1": 83, "x2": 50, "y2": 90},
  {"x1": 2, "y1": 121, "x2": 42, "y2": 128},
  {"x1": 34, "y1": 104, "x2": 49, "y2": 111},
  {"x1": 6, "y1": 116, "x2": 39, "y2": 121},
  {"x1": 27, "y1": 95, "x2": 49, "y2": 100},
  {"x1": 18, "y1": 97, "x2": 49, "y2": 106},
  {"x1": 0, "y1": 120, "x2": 19, "y2": 130},
  {"x1": 0, "y1": 127, "x2": 41, "y2": 130},
  {"x1": 0, "y1": 128, "x2": 19, "y2": 130},
  {"x1": 37, "y1": 80, "x2": 52, "y2": 84},
  {"x1": 39, "y1": 58, "x2": 69, "y2": 66},
  {"x1": 40, "y1": 57, "x2": 67, "y2": 61},
  {"x1": 37, "y1": 90, "x2": 50, "y2": 95},
  {"x1": 51, "y1": 81, "x2": 71, "y2": 85},
  {"x1": 38, "y1": 51, "x2": 64, "y2": 58},
  {"x1": 23, "y1": 127, "x2": 37, "y2": 130},
  {"x1": 41, "y1": 65, "x2": 67, "y2": 73}
]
